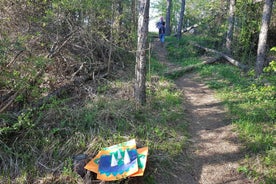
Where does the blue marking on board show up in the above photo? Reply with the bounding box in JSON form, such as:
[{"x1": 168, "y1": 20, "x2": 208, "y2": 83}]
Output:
[{"x1": 98, "y1": 149, "x2": 138, "y2": 176}]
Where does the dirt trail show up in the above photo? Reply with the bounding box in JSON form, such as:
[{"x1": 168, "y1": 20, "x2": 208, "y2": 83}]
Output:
[{"x1": 153, "y1": 40, "x2": 254, "y2": 184}]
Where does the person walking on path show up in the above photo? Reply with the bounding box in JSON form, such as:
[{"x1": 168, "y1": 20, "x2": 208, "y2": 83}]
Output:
[{"x1": 156, "y1": 17, "x2": 166, "y2": 46}]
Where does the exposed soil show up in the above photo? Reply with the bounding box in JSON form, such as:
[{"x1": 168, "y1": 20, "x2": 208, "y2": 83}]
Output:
[{"x1": 152, "y1": 40, "x2": 255, "y2": 184}]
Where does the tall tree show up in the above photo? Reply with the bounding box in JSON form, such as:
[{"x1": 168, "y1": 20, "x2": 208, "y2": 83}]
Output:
[
  {"x1": 226, "y1": 0, "x2": 236, "y2": 55},
  {"x1": 131, "y1": 0, "x2": 138, "y2": 34},
  {"x1": 165, "y1": 0, "x2": 172, "y2": 36},
  {"x1": 177, "y1": 0, "x2": 186, "y2": 39},
  {"x1": 135, "y1": 0, "x2": 150, "y2": 105},
  {"x1": 256, "y1": 0, "x2": 274, "y2": 77}
]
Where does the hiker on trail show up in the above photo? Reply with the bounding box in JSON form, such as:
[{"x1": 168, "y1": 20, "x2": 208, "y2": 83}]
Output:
[{"x1": 156, "y1": 16, "x2": 165, "y2": 45}]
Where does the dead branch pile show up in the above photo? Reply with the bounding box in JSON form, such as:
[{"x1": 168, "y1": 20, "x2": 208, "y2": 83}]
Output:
[{"x1": 0, "y1": 1, "x2": 134, "y2": 113}]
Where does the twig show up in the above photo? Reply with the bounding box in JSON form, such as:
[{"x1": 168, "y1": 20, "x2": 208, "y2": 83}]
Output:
[
  {"x1": 47, "y1": 29, "x2": 79, "y2": 59},
  {"x1": 6, "y1": 50, "x2": 24, "y2": 68},
  {"x1": 71, "y1": 62, "x2": 85, "y2": 81},
  {"x1": 37, "y1": 161, "x2": 63, "y2": 172},
  {"x1": 0, "y1": 91, "x2": 19, "y2": 113}
]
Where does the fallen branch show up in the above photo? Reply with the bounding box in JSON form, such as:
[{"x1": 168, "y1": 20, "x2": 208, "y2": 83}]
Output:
[
  {"x1": 47, "y1": 29, "x2": 79, "y2": 59},
  {"x1": 71, "y1": 62, "x2": 85, "y2": 81},
  {"x1": 164, "y1": 56, "x2": 222, "y2": 77},
  {"x1": 0, "y1": 91, "x2": 19, "y2": 113},
  {"x1": 190, "y1": 42, "x2": 249, "y2": 71},
  {"x1": 6, "y1": 50, "x2": 24, "y2": 68}
]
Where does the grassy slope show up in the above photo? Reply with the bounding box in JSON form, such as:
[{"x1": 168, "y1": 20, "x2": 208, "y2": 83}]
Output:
[
  {"x1": 1, "y1": 33, "x2": 275, "y2": 184},
  {"x1": 166, "y1": 35, "x2": 275, "y2": 184},
  {"x1": 0, "y1": 38, "x2": 188, "y2": 183}
]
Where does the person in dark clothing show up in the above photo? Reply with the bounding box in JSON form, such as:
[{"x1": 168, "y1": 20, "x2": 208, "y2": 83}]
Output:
[
  {"x1": 156, "y1": 17, "x2": 166, "y2": 45},
  {"x1": 159, "y1": 21, "x2": 165, "y2": 43}
]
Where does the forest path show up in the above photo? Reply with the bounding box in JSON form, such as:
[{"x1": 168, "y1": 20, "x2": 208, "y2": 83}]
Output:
[{"x1": 152, "y1": 39, "x2": 254, "y2": 184}]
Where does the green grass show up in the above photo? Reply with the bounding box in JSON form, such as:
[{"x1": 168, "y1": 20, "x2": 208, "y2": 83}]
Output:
[
  {"x1": 0, "y1": 50, "x2": 188, "y2": 183},
  {"x1": 212, "y1": 71, "x2": 276, "y2": 183},
  {"x1": 1, "y1": 33, "x2": 274, "y2": 183},
  {"x1": 201, "y1": 64, "x2": 275, "y2": 184},
  {"x1": 165, "y1": 34, "x2": 275, "y2": 183}
]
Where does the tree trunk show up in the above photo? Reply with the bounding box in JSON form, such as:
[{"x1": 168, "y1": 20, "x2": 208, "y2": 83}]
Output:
[
  {"x1": 165, "y1": 0, "x2": 172, "y2": 36},
  {"x1": 135, "y1": 0, "x2": 150, "y2": 105},
  {"x1": 131, "y1": 0, "x2": 137, "y2": 33},
  {"x1": 225, "y1": 0, "x2": 236, "y2": 55},
  {"x1": 177, "y1": 0, "x2": 186, "y2": 39},
  {"x1": 108, "y1": 4, "x2": 114, "y2": 74},
  {"x1": 112, "y1": 0, "x2": 122, "y2": 41},
  {"x1": 256, "y1": 0, "x2": 273, "y2": 77}
]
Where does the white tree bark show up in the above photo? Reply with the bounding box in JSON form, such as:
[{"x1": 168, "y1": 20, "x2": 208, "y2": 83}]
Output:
[
  {"x1": 135, "y1": 0, "x2": 150, "y2": 105},
  {"x1": 165, "y1": 0, "x2": 172, "y2": 36},
  {"x1": 177, "y1": 0, "x2": 186, "y2": 39},
  {"x1": 226, "y1": 0, "x2": 236, "y2": 55},
  {"x1": 256, "y1": 0, "x2": 273, "y2": 77}
]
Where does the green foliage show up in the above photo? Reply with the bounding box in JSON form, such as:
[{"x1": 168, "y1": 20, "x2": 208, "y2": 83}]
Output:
[
  {"x1": 185, "y1": 0, "x2": 228, "y2": 40},
  {"x1": 152, "y1": 0, "x2": 228, "y2": 36},
  {"x1": 271, "y1": 47, "x2": 276, "y2": 52},
  {"x1": 148, "y1": 54, "x2": 167, "y2": 76},
  {"x1": 264, "y1": 47, "x2": 276, "y2": 74},
  {"x1": 198, "y1": 64, "x2": 276, "y2": 182},
  {"x1": 164, "y1": 0, "x2": 269, "y2": 66},
  {"x1": 165, "y1": 34, "x2": 276, "y2": 183},
  {"x1": 264, "y1": 60, "x2": 276, "y2": 73},
  {"x1": 152, "y1": 0, "x2": 186, "y2": 32},
  {"x1": 166, "y1": 35, "x2": 214, "y2": 60},
  {"x1": 1, "y1": 0, "x2": 275, "y2": 182},
  {"x1": 0, "y1": 0, "x2": 138, "y2": 115},
  {"x1": 0, "y1": 69, "x2": 188, "y2": 183},
  {"x1": 0, "y1": 109, "x2": 36, "y2": 139}
]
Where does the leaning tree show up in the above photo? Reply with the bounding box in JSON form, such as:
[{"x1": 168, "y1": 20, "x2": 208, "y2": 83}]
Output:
[{"x1": 256, "y1": 0, "x2": 274, "y2": 77}]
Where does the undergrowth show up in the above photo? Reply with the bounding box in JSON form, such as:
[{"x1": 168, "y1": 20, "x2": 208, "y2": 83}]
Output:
[
  {"x1": 0, "y1": 47, "x2": 188, "y2": 183},
  {"x1": 1, "y1": 32, "x2": 274, "y2": 184}
]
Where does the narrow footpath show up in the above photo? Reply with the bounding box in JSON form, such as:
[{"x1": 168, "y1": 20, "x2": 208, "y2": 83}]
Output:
[{"x1": 153, "y1": 40, "x2": 254, "y2": 184}]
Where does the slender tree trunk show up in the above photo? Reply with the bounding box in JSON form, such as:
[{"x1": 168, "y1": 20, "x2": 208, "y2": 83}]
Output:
[
  {"x1": 256, "y1": 0, "x2": 273, "y2": 77},
  {"x1": 131, "y1": 0, "x2": 137, "y2": 33},
  {"x1": 177, "y1": 0, "x2": 186, "y2": 39},
  {"x1": 165, "y1": 0, "x2": 172, "y2": 36},
  {"x1": 108, "y1": 4, "x2": 114, "y2": 74},
  {"x1": 226, "y1": 0, "x2": 236, "y2": 55},
  {"x1": 135, "y1": 0, "x2": 150, "y2": 105}
]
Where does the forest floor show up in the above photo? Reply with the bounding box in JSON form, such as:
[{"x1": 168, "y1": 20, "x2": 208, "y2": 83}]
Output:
[{"x1": 152, "y1": 39, "x2": 254, "y2": 184}]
